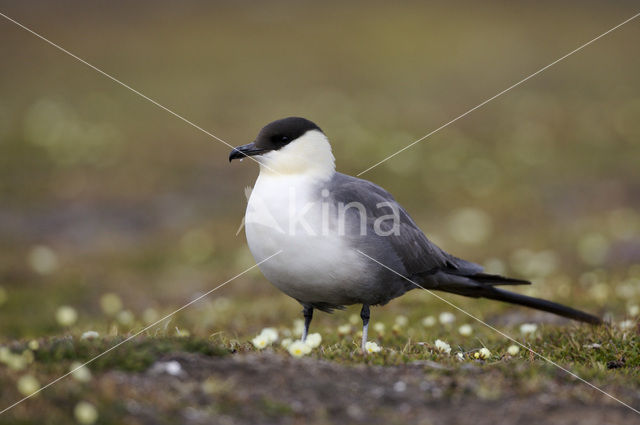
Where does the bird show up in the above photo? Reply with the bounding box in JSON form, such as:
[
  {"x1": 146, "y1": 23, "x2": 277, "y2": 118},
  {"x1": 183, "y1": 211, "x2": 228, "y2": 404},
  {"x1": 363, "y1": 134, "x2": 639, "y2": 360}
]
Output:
[{"x1": 229, "y1": 117, "x2": 601, "y2": 352}]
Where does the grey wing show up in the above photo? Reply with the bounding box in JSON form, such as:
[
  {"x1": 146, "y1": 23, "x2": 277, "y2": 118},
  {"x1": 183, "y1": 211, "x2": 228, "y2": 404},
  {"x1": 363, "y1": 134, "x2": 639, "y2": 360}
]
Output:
[
  {"x1": 325, "y1": 176, "x2": 599, "y2": 323},
  {"x1": 329, "y1": 173, "x2": 483, "y2": 277}
]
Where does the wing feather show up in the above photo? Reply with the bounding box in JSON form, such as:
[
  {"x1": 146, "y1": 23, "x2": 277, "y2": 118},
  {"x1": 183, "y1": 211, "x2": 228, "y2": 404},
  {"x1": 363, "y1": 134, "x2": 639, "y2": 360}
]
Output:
[{"x1": 329, "y1": 173, "x2": 481, "y2": 277}]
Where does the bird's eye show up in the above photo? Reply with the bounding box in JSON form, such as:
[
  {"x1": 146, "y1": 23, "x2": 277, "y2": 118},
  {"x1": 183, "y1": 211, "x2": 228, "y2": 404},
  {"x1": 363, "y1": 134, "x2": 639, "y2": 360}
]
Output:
[{"x1": 280, "y1": 135, "x2": 289, "y2": 142}]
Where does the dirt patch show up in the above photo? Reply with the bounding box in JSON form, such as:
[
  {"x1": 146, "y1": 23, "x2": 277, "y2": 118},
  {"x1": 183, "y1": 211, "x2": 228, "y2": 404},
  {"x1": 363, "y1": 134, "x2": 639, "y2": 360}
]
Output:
[{"x1": 97, "y1": 352, "x2": 638, "y2": 425}]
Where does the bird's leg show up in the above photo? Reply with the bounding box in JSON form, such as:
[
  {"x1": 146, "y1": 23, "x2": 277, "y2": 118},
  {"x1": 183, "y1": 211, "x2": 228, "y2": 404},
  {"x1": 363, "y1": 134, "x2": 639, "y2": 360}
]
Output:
[
  {"x1": 360, "y1": 304, "x2": 370, "y2": 353},
  {"x1": 301, "y1": 305, "x2": 313, "y2": 342}
]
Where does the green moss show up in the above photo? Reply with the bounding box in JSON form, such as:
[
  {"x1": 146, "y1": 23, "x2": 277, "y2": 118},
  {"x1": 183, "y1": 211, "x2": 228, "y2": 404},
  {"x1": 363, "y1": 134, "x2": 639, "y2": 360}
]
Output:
[{"x1": 27, "y1": 336, "x2": 228, "y2": 372}]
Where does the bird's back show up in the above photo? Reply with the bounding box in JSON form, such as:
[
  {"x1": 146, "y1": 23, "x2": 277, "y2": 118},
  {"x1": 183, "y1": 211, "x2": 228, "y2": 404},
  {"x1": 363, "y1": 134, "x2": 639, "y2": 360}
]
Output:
[{"x1": 328, "y1": 172, "x2": 484, "y2": 280}]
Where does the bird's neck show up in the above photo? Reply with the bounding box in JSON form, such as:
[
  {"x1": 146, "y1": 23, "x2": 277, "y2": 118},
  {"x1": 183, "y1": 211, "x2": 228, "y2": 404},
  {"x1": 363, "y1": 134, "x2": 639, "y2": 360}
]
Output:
[{"x1": 257, "y1": 130, "x2": 336, "y2": 182}]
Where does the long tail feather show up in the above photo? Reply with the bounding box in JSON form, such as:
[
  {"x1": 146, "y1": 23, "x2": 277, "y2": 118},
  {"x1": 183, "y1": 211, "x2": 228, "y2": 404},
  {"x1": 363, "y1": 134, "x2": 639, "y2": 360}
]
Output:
[
  {"x1": 470, "y1": 273, "x2": 531, "y2": 286},
  {"x1": 421, "y1": 270, "x2": 601, "y2": 324},
  {"x1": 480, "y1": 286, "x2": 602, "y2": 324}
]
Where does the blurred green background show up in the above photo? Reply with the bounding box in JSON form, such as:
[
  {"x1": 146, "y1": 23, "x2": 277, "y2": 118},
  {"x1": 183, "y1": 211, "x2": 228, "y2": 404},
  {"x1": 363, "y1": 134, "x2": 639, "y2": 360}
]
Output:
[{"x1": 0, "y1": 0, "x2": 639, "y2": 342}]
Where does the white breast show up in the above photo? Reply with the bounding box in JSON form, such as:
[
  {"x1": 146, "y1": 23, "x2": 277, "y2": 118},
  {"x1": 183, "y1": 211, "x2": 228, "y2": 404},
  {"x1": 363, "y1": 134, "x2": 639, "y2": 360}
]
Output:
[{"x1": 244, "y1": 172, "x2": 367, "y2": 306}]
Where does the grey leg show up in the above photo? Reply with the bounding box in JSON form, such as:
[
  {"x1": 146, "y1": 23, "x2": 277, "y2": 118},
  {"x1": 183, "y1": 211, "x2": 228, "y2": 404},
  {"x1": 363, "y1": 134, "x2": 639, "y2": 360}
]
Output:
[
  {"x1": 301, "y1": 305, "x2": 313, "y2": 342},
  {"x1": 360, "y1": 304, "x2": 370, "y2": 353}
]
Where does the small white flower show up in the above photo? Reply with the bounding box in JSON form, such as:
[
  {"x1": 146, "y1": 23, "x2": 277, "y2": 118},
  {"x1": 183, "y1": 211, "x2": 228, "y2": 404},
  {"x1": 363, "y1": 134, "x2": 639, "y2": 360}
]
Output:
[
  {"x1": 17, "y1": 375, "x2": 40, "y2": 396},
  {"x1": 99, "y1": 293, "x2": 123, "y2": 316},
  {"x1": 288, "y1": 340, "x2": 311, "y2": 357},
  {"x1": 458, "y1": 324, "x2": 473, "y2": 336},
  {"x1": 619, "y1": 320, "x2": 634, "y2": 331},
  {"x1": 74, "y1": 401, "x2": 98, "y2": 425},
  {"x1": 373, "y1": 322, "x2": 385, "y2": 334},
  {"x1": 142, "y1": 308, "x2": 159, "y2": 324},
  {"x1": 456, "y1": 352, "x2": 465, "y2": 361},
  {"x1": 116, "y1": 310, "x2": 135, "y2": 327},
  {"x1": 393, "y1": 381, "x2": 406, "y2": 392},
  {"x1": 475, "y1": 347, "x2": 491, "y2": 359},
  {"x1": 520, "y1": 323, "x2": 538, "y2": 335},
  {"x1": 251, "y1": 334, "x2": 269, "y2": 350},
  {"x1": 422, "y1": 316, "x2": 436, "y2": 327},
  {"x1": 28, "y1": 245, "x2": 59, "y2": 275},
  {"x1": 349, "y1": 314, "x2": 360, "y2": 325},
  {"x1": 365, "y1": 341, "x2": 382, "y2": 353},
  {"x1": 337, "y1": 324, "x2": 351, "y2": 335},
  {"x1": 395, "y1": 315, "x2": 408, "y2": 327},
  {"x1": 27, "y1": 340, "x2": 39, "y2": 351},
  {"x1": 628, "y1": 305, "x2": 640, "y2": 317},
  {"x1": 5, "y1": 353, "x2": 27, "y2": 371},
  {"x1": 0, "y1": 348, "x2": 27, "y2": 371},
  {"x1": 434, "y1": 339, "x2": 451, "y2": 354},
  {"x1": 70, "y1": 362, "x2": 92, "y2": 383},
  {"x1": 507, "y1": 345, "x2": 520, "y2": 356},
  {"x1": 439, "y1": 312, "x2": 456, "y2": 325},
  {"x1": 55, "y1": 306, "x2": 78, "y2": 327},
  {"x1": 305, "y1": 333, "x2": 322, "y2": 348},
  {"x1": 281, "y1": 338, "x2": 293, "y2": 348},
  {"x1": 251, "y1": 328, "x2": 279, "y2": 349},
  {"x1": 81, "y1": 331, "x2": 99, "y2": 340},
  {"x1": 260, "y1": 327, "x2": 279, "y2": 343},
  {"x1": 155, "y1": 360, "x2": 182, "y2": 376},
  {"x1": 1, "y1": 347, "x2": 32, "y2": 370}
]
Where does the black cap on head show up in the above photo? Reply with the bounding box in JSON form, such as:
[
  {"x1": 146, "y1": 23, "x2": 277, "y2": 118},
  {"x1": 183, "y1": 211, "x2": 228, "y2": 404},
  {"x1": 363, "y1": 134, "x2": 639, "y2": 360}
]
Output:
[
  {"x1": 229, "y1": 117, "x2": 323, "y2": 162},
  {"x1": 254, "y1": 117, "x2": 323, "y2": 151}
]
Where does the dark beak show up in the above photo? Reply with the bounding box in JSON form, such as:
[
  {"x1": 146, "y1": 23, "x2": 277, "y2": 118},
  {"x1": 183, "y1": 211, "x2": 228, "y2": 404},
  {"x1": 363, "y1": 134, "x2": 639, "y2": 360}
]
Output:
[{"x1": 229, "y1": 142, "x2": 267, "y2": 162}]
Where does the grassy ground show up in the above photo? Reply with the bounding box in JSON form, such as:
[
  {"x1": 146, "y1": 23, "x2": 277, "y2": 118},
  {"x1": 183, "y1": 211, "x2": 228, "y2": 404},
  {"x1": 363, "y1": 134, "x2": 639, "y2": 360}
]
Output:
[
  {"x1": 1, "y1": 0, "x2": 640, "y2": 423},
  {"x1": 0, "y1": 320, "x2": 639, "y2": 424}
]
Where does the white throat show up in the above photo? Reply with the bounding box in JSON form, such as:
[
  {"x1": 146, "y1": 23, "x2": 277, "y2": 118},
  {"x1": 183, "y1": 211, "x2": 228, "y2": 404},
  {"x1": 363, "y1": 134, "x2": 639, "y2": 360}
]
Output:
[
  {"x1": 257, "y1": 130, "x2": 335, "y2": 182},
  {"x1": 244, "y1": 129, "x2": 368, "y2": 305}
]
